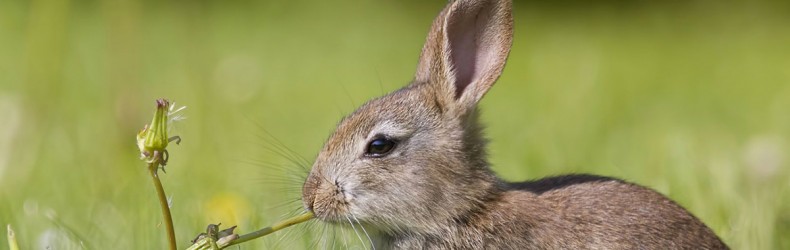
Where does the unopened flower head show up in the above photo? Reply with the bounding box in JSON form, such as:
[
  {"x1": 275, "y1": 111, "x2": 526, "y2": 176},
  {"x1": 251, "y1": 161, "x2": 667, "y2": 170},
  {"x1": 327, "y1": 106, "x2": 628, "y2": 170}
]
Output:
[{"x1": 137, "y1": 99, "x2": 185, "y2": 166}]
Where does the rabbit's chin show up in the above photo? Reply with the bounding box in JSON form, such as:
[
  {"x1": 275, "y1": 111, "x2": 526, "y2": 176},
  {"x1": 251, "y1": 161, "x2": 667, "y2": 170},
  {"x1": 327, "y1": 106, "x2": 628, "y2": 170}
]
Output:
[
  {"x1": 309, "y1": 204, "x2": 351, "y2": 224},
  {"x1": 310, "y1": 206, "x2": 396, "y2": 231}
]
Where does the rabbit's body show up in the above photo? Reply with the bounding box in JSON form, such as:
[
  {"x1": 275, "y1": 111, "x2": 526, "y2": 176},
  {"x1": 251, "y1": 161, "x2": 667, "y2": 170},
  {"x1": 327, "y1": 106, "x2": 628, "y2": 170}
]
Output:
[
  {"x1": 302, "y1": 0, "x2": 728, "y2": 248},
  {"x1": 382, "y1": 174, "x2": 725, "y2": 249}
]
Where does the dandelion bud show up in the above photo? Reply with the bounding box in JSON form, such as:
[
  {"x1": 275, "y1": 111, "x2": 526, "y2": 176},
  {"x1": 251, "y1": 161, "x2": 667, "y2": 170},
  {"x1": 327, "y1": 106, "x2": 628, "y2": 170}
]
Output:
[{"x1": 137, "y1": 99, "x2": 184, "y2": 167}]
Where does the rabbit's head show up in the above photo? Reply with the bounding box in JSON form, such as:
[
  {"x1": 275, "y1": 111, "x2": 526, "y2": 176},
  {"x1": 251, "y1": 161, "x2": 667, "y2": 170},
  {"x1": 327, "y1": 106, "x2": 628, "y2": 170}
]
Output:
[{"x1": 303, "y1": 0, "x2": 513, "y2": 234}]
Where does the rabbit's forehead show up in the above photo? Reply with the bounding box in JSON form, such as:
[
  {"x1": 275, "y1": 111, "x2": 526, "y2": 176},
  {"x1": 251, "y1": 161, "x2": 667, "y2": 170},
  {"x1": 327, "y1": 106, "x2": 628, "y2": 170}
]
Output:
[
  {"x1": 338, "y1": 93, "x2": 427, "y2": 132},
  {"x1": 325, "y1": 86, "x2": 439, "y2": 151},
  {"x1": 368, "y1": 120, "x2": 411, "y2": 138},
  {"x1": 334, "y1": 106, "x2": 413, "y2": 141}
]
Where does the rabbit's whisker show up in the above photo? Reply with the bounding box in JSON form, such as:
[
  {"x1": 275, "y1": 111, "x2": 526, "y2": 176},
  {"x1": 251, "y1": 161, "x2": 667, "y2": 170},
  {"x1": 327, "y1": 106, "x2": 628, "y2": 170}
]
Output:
[
  {"x1": 346, "y1": 215, "x2": 367, "y2": 249},
  {"x1": 305, "y1": 220, "x2": 321, "y2": 249},
  {"x1": 260, "y1": 128, "x2": 313, "y2": 167},
  {"x1": 271, "y1": 223, "x2": 292, "y2": 249},
  {"x1": 266, "y1": 198, "x2": 302, "y2": 211},
  {"x1": 330, "y1": 223, "x2": 337, "y2": 250},
  {"x1": 318, "y1": 221, "x2": 328, "y2": 250},
  {"x1": 246, "y1": 120, "x2": 312, "y2": 174},
  {"x1": 340, "y1": 221, "x2": 350, "y2": 249},
  {"x1": 352, "y1": 214, "x2": 376, "y2": 250},
  {"x1": 254, "y1": 141, "x2": 309, "y2": 172}
]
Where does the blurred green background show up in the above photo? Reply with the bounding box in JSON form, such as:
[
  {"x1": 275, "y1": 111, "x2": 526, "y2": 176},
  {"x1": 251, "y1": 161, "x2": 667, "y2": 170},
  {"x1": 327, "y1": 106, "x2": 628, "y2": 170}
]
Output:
[{"x1": 1, "y1": 0, "x2": 789, "y2": 249}]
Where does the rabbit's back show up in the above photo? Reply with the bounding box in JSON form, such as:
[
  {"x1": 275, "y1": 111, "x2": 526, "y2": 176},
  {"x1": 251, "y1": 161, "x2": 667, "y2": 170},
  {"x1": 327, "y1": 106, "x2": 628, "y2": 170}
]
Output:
[{"x1": 498, "y1": 174, "x2": 727, "y2": 249}]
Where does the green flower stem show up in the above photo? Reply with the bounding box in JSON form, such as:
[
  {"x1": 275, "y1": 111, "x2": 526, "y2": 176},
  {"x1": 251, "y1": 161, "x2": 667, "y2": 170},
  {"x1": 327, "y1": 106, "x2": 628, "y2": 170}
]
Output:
[
  {"x1": 222, "y1": 211, "x2": 314, "y2": 249},
  {"x1": 7, "y1": 224, "x2": 19, "y2": 250},
  {"x1": 149, "y1": 162, "x2": 177, "y2": 250}
]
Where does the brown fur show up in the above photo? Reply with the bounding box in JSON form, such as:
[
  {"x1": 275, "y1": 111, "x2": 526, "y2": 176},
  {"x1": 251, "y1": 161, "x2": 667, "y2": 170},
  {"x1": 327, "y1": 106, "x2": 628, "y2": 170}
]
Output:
[{"x1": 302, "y1": 0, "x2": 728, "y2": 249}]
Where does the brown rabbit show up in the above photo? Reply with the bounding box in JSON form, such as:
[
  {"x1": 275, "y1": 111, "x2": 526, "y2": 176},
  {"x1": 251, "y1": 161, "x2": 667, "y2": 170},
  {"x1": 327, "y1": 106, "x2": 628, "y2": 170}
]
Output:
[{"x1": 302, "y1": 0, "x2": 728, "y2": 249}]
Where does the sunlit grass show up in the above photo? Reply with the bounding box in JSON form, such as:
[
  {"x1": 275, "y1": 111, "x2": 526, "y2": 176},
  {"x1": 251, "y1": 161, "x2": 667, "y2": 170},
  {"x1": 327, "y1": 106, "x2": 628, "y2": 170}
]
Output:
[{"x1": 0, "y1": 0, "x2": 788, "y2": 249}]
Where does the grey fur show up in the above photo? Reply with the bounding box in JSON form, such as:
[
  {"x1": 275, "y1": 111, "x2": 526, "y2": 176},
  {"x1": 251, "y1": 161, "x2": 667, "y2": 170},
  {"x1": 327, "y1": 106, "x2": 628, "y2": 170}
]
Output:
[{"x1": 302, "y1": 0, "x2": 728, "y2": 249}]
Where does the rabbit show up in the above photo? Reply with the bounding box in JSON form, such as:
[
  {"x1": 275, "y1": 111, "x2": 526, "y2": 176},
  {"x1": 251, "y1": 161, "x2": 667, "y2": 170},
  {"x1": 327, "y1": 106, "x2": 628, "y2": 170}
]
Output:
[{"x1": 301, "y1": 0, "x2": 729, "y2": 249}]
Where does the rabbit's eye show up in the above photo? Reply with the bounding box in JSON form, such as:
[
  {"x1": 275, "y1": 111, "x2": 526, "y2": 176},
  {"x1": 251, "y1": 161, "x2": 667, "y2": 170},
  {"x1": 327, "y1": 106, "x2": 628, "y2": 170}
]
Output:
[{"x1": 365, "y1": 137, "x2": 396, "y2": 157}]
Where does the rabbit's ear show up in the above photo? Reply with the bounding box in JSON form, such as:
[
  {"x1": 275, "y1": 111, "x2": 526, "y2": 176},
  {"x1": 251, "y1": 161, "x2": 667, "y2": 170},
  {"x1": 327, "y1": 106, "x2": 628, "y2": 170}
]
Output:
[{"x1": 414, "y1": 0, "x2": 513, "y2": 113}]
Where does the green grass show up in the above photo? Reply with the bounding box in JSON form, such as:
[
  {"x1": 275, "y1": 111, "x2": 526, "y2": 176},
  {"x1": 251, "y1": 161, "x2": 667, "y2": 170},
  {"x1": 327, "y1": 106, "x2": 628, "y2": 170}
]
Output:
[{"x1": 1, "y1": 0, "x2": 789, "y2": 249}]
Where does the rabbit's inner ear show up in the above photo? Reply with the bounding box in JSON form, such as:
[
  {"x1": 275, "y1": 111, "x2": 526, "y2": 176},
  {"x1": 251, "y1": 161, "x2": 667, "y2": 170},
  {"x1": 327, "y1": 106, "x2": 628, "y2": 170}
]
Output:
[
  {"x1": 443, "y1": 0, "x2": 513, "y2": 108},
  {"x1": 445, "y1": 4, "x2": 484, "y2": 98}
]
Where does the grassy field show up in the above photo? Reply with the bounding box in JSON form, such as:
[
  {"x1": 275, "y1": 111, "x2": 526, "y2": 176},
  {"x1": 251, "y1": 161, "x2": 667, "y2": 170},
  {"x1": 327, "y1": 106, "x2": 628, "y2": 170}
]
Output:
[{"x1": 1, "y1": 0, "x2": 789, "y2": 249}]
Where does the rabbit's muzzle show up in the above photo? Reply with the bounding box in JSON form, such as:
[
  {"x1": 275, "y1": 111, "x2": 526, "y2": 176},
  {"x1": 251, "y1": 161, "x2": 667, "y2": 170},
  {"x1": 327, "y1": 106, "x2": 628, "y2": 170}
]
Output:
[{"x1": 302, "y1": 172, "x2": 349, "y2": 222}]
